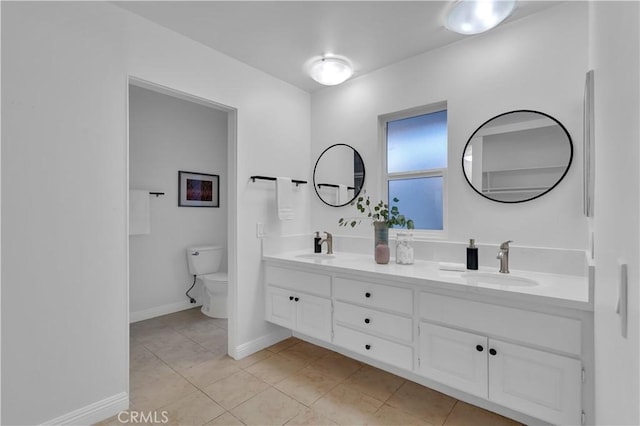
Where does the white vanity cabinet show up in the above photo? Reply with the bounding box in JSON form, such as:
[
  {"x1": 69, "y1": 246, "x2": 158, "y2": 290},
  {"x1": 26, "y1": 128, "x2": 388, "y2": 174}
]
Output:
[
  {"x1": 265, "y1": 266, "x2": 332, "y2": 342},
  {"x1": 418, "y1": 293, "x2": 583, "y2": 426},
  {"x1": 333, "y1": 277, "x2": 414, "y2": 370},
  {"x1": 263, "y1": 254, "x2": 591, "y2": 425}
]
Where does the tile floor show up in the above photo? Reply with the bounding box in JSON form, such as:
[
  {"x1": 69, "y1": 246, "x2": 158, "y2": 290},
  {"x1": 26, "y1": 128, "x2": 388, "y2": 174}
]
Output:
[{"x1": 98, "y1": 307, "x2": 523, "y2": 426}]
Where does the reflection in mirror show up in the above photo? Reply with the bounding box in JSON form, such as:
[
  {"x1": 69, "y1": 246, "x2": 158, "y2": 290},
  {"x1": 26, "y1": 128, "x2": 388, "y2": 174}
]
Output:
[
  {"x1": 462, "y1": 110, "x2": 573, "y2": 203},
  {"x1": 583, "y1": 70, "x2": 595, "y2": 217},
  {"x1": 313, "y1": 144, "x2": 365, "y2": 207}
]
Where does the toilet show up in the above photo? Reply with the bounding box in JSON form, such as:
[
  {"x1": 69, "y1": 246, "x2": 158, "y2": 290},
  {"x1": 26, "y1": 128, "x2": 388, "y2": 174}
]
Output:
[{"x1": 186, "y1": 245, "x2": 228, "y2": 318}]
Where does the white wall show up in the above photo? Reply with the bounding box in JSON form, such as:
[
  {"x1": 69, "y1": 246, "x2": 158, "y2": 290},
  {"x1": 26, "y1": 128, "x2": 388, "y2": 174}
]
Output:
[
  {"x1": 311, "y1": 2, "x2": 589, "y2": 250},
  {"x1": 590, "y1": 2, "x2": 640, "y2": 424},
  {"x1": 2, "y1": 3, "x2": 129, "y2": 424},
  {"x1": 129, "y1": 85, "x2": 228, "y2": 319},
  {"x1": 1, "y1": 2, "x2": 310, "y2": 424}
]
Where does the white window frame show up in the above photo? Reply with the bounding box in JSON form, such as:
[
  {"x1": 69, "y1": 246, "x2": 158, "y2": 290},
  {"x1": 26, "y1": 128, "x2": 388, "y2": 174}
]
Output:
[{"x1": 379, "y1": 102, "x2": 448, "y2": 240}]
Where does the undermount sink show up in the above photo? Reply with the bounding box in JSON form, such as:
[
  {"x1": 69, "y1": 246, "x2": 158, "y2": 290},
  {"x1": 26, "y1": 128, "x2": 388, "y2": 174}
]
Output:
[
  {"x1": 294, "y1": 253, "x2": 336, "y2": 260},
  {"x1": 463, "y1": 271, "x2": 538, "y2": 287}
]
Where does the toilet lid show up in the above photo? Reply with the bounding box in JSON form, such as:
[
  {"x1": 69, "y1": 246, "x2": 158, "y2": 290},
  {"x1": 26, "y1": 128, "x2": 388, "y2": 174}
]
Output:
[{"x1": 200, "y1": 272, "x2": 228, "y2": 282}]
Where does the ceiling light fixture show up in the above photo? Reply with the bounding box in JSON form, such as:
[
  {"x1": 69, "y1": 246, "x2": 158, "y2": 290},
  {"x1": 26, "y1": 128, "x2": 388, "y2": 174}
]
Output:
[
  {"x1": 309, "y1": 57, "x2": 353, "y2": 86},
  {"x1": 445, "y1": 0, "x2": 517, "y2": 35}
]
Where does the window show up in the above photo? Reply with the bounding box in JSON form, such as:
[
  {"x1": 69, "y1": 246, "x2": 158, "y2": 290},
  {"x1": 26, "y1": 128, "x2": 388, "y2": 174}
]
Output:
[{"x1": 382, "y1": 104, "x2": 447, "y2": 232}]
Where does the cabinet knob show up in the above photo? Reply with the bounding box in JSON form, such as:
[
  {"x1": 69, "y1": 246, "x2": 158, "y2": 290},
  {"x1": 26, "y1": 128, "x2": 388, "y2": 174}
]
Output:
[
  {"x1": 364, "y1": 318, "x2": 371, "y2": 324},
  {"x1": 365, "y1": 344, "x2": 371, "y2": 350},
  {"x1": 365, "y1": 292, "x2": 371, "y2": 298},
  {"x1": 294, "y1": 297, "x2": 300, "y2": 302},
  {"x1": 289, "y1": 296, "x2": 294, "y2": 301},
  {"x1": 489, "y1": 348, "x2": 497, "y2": 356},
  {"x1": 476, "y1": 345, "x2": 484, "y2": 352}
]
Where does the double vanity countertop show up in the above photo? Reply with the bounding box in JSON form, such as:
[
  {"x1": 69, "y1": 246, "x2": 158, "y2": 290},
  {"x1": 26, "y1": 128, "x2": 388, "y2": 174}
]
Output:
[{"x1": 263, "y1": 250, "x2": 592, "y2": 312}]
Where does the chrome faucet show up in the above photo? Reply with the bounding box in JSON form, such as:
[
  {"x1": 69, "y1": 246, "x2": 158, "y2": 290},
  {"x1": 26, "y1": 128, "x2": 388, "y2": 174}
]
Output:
[
  {"x1": 496, "y1": 240, "x2": 512, "y2": 273},
  {"x1": 320, "y1": 232, "x2": 333, "y2": 255}
]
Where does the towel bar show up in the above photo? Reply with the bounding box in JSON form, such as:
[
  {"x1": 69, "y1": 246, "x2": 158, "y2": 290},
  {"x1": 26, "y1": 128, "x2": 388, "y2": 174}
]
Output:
[
  {"x1": 317, "y1": 183, "x2": 355, "y2": 190},
  {"x1": 250, "y1": 176, "x2": 307, "y2": 186}
]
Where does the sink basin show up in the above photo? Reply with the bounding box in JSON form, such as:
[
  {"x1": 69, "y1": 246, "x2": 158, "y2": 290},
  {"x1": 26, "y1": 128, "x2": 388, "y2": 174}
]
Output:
[
  {"x1": 463, "y1": 271, "x2": 538, "y2": 287},
  {"x1": 294, "y1": 253, "x2": 336, "y2": 260}
]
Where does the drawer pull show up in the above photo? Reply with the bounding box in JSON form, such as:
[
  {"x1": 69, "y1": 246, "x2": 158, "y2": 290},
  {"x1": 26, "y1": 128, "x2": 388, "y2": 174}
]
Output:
[
  {"x1": 365, "y1": 292, "x2": 371, "y2": 298},
  {"x1": 476, "y1": 345, "x2": 484, "y2": 352},
  {"x1": 364, "y1": 318, "x2": 371, "y2": 324},
  {"x1": 365, "y1": 344, "x2": 371, "y2": 350},
  {"x1": 489, "y1": 348, "x2": 497, "y2": 356},
  {"x1": 294, "y1": 297, "x2": 300, "y2": 302}
]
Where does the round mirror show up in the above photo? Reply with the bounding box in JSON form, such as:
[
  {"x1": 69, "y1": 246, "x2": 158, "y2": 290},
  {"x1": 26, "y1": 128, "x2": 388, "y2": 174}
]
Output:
[
  {"x1": 462, "y1": 110, "x2": 573, "y2": 203},
  {"x1": 313, "y1": 143, "x2": 365, "y2": 207}
]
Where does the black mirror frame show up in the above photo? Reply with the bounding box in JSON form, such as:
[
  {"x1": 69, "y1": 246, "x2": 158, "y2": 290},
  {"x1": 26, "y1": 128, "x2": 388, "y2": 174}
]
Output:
[
  {"x1": 313, "y1": 143, "x2": 365, "y2": 207},
  {"x1": 461, "y1": 110, "x2": 574, "y2": 204}
]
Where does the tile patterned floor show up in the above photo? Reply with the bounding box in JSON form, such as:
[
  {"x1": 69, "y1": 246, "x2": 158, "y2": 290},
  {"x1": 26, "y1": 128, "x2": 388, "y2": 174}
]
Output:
[{"x1": 97, "y1": 307, "x2": 523, "y2": 426}]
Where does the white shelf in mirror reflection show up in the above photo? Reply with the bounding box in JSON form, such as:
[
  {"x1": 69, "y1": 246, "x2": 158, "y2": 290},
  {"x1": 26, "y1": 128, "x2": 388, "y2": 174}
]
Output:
[
  {"x1": 483, "y1": 187, "x2": 548, "y2": 194},
  {"x1": 482, "y1": 165, "x2": 566, "y2": 173}
]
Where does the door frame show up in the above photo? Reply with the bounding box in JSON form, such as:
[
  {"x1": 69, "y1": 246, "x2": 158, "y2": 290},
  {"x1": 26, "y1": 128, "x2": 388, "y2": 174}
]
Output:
[{"x1": 125, "y1": 76, "x2": 239, "y2": 360}]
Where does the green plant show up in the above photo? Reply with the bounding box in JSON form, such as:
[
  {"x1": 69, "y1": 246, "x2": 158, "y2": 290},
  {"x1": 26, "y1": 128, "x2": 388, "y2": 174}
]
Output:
[{"x1": 338, "y1": 193, "x2": 415, "y2": 229}]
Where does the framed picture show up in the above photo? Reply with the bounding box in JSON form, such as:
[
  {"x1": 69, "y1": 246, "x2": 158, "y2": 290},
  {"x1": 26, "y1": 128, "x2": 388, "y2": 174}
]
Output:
[{"x1": 178, "y1": 171, "x2": 219, "y2": 207}]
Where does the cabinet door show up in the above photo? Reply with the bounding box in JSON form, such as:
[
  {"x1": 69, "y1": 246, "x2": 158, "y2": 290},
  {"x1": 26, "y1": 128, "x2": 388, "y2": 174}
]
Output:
[
  {"x1": 488, "y1": 339, "x2": 582, "y2": 426},
  {"x1": 296, "y1": 293, "x2": 332, "y2": 342},
  {"x1": 265, "y1": 286, "x2": 295, "y2": 329},
  {"x1": 419, "y1": 322, "x2": 488, "y2": 399}
]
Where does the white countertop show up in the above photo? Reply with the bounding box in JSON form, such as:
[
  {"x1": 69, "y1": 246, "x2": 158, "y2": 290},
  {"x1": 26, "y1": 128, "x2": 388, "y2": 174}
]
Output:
[{"x1": 263, "y1": 250, "x2": 592, "y2": 311}]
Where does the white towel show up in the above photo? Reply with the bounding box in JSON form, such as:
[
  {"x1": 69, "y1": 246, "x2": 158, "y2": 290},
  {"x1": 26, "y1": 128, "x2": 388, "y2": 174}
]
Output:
[
  {"x1": 276, "y1": 177, "x2": 294, "y2": 220},
  {"x1": 337, "y1": 184, "x2": 349, "y2": 205},
  {"x1": 438, "y1": 262, "x2": 466, "y2": 271},
  {"x1": 129, "y1": 189, "x2": 150, "y2": 235}
]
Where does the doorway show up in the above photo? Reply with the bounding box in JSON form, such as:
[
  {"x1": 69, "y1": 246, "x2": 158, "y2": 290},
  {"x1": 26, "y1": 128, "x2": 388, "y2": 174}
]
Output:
[{"x1": 126, "y1": 76, "x2": 238, "y2": 360}]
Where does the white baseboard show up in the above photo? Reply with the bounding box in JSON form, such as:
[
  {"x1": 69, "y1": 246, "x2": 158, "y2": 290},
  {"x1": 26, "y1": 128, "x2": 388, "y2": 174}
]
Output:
[
  {"x1": 232, "y1": 328, "x2": 291, "y2": 360},
  {"x1": 130, "y1": 300, "x2": 202, "y2": 323},
  {"x1": 41, "y1": 392, "x2": 129, "y2": 426}
]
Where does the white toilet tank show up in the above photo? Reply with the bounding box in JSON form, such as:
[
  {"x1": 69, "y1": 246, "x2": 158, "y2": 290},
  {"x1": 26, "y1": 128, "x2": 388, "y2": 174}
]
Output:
[{"x1": 187, "y1": 245, "x2": 223, "y2": 275}]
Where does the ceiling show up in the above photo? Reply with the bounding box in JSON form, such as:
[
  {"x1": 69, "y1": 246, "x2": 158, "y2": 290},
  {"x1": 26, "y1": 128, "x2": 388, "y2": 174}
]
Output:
[{"x1": 115, "y1": 1, "x2": 562, "y2": 93}]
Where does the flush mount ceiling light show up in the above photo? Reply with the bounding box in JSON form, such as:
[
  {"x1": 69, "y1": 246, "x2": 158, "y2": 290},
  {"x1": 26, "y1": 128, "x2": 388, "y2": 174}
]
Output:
[
  {"x1": 445, "y1": 0, "x2": 517, "y2": 35},
  {"x1": 309, "y1": 57, "x2": 353, "y2": 86}
]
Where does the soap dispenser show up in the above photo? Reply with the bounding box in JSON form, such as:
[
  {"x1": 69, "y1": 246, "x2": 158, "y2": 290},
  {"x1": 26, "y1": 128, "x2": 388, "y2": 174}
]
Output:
[
  {"x1": 314, "y1": 232, "x2": 322, "y2": 253},
  {"x1": 467, "y1": 239, "x2": 478, "y2": 270}
]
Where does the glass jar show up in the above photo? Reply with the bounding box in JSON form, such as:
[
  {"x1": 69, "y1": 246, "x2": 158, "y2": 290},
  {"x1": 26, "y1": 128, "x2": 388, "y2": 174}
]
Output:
[{"x1": 396, "y1": 232, "x2": 414, "y2": 265}]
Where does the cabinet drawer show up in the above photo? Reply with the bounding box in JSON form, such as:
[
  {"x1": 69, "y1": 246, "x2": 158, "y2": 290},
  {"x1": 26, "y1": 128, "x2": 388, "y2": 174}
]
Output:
[
  {"x1": 334, "y1": 325, "x2": 413, "y2": 370},
  {"x1": 266, "y1": 266, "x2": 330, "y2": 297},
  {"x1": 334, "y1": 277, "x2": 412, "y2": 314},
  {"x1": 334, "y1": 301, "x2": 413, "y2": 343},
  {"x1": 420, "y1": 293, "x2": 581, "y2": 355}
]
